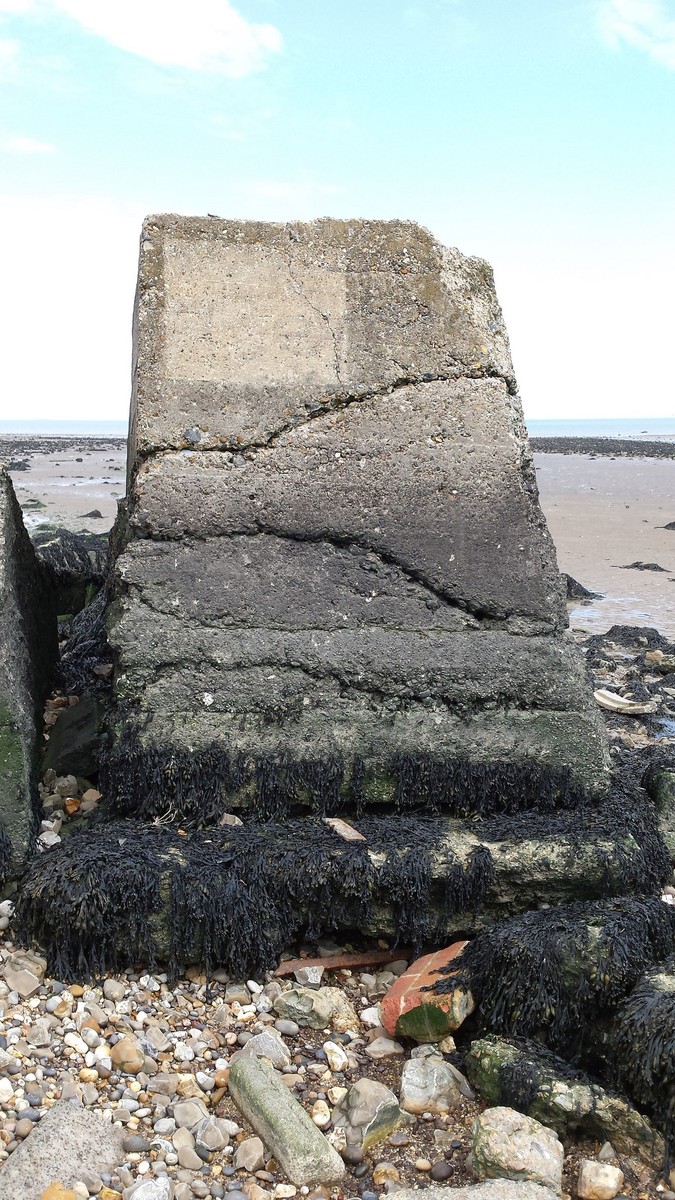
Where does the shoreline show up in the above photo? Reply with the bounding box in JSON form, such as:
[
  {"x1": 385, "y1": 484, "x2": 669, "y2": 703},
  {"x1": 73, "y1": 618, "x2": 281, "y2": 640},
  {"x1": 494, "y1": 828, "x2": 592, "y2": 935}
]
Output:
[
  {"x1": 2, "y1": 434, "x2": 675, "y2": 637},
  {"x1": 531, "y1": 436, "x2": 675, "y2": 458}
]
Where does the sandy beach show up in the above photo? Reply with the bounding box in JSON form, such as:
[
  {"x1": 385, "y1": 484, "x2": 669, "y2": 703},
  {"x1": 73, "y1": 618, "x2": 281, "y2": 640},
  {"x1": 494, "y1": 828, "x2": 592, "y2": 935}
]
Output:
[
  {"x1": 2, "y1": 434, "x2": 675, "y2": 639},
  {"x1": 1, "y1": 436, "x2": 126, "y2": 533}
]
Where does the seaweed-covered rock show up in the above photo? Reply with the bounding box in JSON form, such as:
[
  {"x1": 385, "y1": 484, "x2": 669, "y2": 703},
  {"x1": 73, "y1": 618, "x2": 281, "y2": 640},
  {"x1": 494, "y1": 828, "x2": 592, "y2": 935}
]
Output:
[
  {"x1": 432, "y1": 896, "x2": 675, "y2": 1056},
  {"x1": 13, "y1": 799, "x2": 672, "y2": 981},
  {"x1": 465, "y1": 1036, "x2": 664, "y2": 1166},
  {"x1": 611, "y1": 956, "x2": 675, "y2": 1144},
  {"x1": 58, "y1": 589, "x2": 112, "y2": 696},
  {"x1": 643, "y1": 762, "x2": 675, "y2": 863},
  {"x1": 0, "y1": 467, "x2": 57, "y2": 874}
]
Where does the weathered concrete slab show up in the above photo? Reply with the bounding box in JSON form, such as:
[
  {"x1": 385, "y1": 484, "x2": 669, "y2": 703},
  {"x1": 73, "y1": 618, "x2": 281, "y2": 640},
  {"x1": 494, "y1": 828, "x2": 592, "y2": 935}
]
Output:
[
  {"x1": 107, "y1": 216, "x2": 609, "y2": 816},
  {"x1": 0, "y1": 1100, "x2": 125, "y2": 1198},
  {"x1": 130, "y1": 216, "x2": 515, "y2": 461},
  {"x1": 128, "y1": 376, "x2": 561, "y2": 625},
  {"x1": 0, "y1": 467, "x2": 56, "y2": 873}
]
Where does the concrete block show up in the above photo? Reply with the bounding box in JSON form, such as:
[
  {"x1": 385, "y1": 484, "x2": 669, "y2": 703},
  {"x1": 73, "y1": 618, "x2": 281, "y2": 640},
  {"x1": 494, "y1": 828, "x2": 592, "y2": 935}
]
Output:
[{"x1": 0, "y1": 466, "x2": 57, "y2": 873}]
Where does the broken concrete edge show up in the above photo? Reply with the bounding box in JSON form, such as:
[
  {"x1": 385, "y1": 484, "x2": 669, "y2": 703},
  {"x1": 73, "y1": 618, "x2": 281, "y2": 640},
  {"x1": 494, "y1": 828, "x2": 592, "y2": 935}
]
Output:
[
  {"x1": 0, "y1": 467, "x2": 59, "y2": 875},
  {"x1": 228, "y1": 1055, "x2": 345, "y2": 1185},
  {"x1": 392, "y1": 1185, "x2": 559, "y2": 1200},
  {"x1": 11, "y1": 794, "x2": 672, "y2": 983}
]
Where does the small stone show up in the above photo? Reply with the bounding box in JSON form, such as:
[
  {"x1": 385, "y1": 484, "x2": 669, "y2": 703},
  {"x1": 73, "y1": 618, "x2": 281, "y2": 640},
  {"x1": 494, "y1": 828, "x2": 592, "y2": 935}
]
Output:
[
  {"x1": 430, "y1": 1161, "x2": 453, "y2": 1181},
  {"x1": 15, "y1": 1118, "x2": 35, "y2": 1138},
  {"x1": 124, "y1": 1134, "x2": 150, "y2": 1153},
  {"x1": 577, "y1": 1160, "x2": 625, "y2": 1200},
  {"x1": 173, "y1": 1099, "x2": 208, "y2": 1129},
  {"x1": 39, "y1": 1187, "x2": 79, "y2": 1200},
  {"x1": 359, "y1": 1007, "x2": 381, "y2": 1029},
  {"x1": 372, "y1": 1163, "x2": 399, "y2": 1187},
  {"x1": 365, "y1": 1037, "x2": 404, "y2": 1060},
  {"x1": 110, "y1": 1037, "x2": 144, "y2": 1074},
  {"x1": 274, "y1": 1020, "x2": 299, "y2": 1038},
  {"x1": 311, "y1": 1100, "x2": 331, "y2": 1129},
  {"x1": 323, "y1": 1041, "x2": 349, "y2": 1072},
  {"x1": 234, "y1": 1136, "x2": 266, "y2": 1173},
  {"x1": 415, "y1": 1159, "x2": 431, "y2": 1171},
  {"x1": 597, "y1": 1143, "x2": 617, "y2": 1162},
  {"x1": 294, "y1": 967, "x2": 324, "y2": 989},
  {"x1": 103, "y1": 979, "x2": 126, "y2": 1002}
]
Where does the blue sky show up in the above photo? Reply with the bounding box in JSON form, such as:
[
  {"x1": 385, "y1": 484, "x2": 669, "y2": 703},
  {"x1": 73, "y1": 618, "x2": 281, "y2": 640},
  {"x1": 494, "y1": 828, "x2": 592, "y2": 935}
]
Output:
[{"x1": 1, "y1": 0, "x2": 674, "y2": 421}]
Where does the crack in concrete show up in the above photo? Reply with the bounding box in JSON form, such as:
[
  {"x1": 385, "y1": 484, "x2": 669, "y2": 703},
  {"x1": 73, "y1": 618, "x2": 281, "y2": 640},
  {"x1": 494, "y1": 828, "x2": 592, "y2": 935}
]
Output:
[
  {"x1": 286, "y1": 246, "x2": 343, "y2": 385},
  {"x1": 122, "y1": 531, "x2": 559, "y2": 635}
]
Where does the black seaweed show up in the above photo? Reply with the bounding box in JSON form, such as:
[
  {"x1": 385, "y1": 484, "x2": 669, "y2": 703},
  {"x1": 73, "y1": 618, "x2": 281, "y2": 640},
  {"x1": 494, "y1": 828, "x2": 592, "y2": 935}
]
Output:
[{"x1": 433, "y1": 897, "x2": 675, "y2": 1056}]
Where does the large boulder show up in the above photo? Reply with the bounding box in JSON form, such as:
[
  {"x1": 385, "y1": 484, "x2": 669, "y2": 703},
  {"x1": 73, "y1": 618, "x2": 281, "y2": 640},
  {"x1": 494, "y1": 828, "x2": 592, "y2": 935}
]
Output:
[
  {"x1": 104, "y1": 215, "x2": 608, "y2": 821},
  {"x1": 0, "y1": 466, "x2": 57, "y2": 875}
]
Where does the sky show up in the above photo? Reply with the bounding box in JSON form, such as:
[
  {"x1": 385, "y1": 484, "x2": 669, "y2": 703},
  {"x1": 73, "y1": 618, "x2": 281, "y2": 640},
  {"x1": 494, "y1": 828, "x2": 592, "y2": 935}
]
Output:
[{"x1": 0, "y1": 0, "x2": 674, "y2": 422}]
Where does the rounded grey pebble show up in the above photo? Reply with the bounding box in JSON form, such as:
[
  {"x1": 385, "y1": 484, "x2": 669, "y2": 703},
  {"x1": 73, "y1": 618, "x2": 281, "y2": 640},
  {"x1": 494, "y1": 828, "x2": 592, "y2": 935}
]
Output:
[
  {"x1": 123, "y1": 1134, "x2": 150, "y2": 1153},
  {"x1": 362, "y1": 1192, "x2": 378, "y2": 1200},
  {"x1": 225, "y1": 1192, "x2": 249, "y2": 1200},
  {"x1": 354, "y1": 1164, "x2": 368, "y2": 1178},
  {"x1": 211, "y1": 1187, "x2": 225, "y2": 1199},
  {"x1": 275, "y1": 1019, "x2": 300, "y2": 1037},
  {"x1": 237, "y1": 1031, "x2": 253, "y2": 1045},
  {"x1": 342, "y1": 1146, "x2": 364, "y2": 1165},
  {"x1": 430, "y1": 1161, "x2": 453, "y2": 1182}
]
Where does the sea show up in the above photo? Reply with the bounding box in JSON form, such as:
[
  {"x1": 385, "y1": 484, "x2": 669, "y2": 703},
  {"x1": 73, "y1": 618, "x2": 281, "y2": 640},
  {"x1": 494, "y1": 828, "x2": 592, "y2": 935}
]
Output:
[{"x1": 1, "y1": 417, "x2": 675, "y2": 439}]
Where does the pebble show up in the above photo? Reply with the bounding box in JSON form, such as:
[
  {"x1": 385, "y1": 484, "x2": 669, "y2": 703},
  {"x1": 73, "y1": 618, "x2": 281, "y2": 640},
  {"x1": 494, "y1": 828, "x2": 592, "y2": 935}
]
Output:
[{"x1": 430, "y1": 1161, "x2": 453, "y2": 1181}]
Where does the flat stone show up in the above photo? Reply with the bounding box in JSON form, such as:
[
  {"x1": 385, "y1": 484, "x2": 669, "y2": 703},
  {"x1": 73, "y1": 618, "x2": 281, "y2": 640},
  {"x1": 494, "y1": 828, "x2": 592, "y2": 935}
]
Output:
[
  {"x1": 332, "y1": 1078, "x2": 412, "y2": 1152},
  {"x1": 234, "y1": 1136, "x2": 265, "y2": 1172},
  {"x1": 0, "y1": 1101, "x2": 125, "y2": 1200},
  {"x1": 392, "y1": 1184, "x2": 558, "y2": 1200},
  {"x1": 229, "y1": 1055, "x2": 345, "y2": 1185},
  {"x1": 234, "y1": 1029, "x2": 291, "y2": 1069},
  {"x1": 173, "y1": 1100, "x2": 208, "y2": 1129}
]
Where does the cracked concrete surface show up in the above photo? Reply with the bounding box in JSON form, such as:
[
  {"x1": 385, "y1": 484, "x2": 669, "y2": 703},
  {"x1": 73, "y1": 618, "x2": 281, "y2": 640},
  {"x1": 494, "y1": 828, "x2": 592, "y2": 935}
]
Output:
[{"x1": 108, "y1": 216, "x2": 610, "y2": 812}]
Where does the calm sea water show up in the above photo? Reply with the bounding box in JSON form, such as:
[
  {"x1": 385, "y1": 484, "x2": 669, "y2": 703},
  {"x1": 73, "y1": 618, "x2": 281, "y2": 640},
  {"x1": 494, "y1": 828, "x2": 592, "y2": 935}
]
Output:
[{"x1": 1, "y1": 417, "x2": 675, "y2": 439}]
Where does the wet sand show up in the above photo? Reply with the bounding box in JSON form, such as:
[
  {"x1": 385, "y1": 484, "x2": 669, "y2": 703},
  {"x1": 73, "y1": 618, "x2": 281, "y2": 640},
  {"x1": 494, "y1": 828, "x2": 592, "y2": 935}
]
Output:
[
  {"x1": 0, "y1": 436, "x2": 126, "y2": 533},
  {"x1": 2, "y1": 435, "x2": 675, "y2": 638},
  {"x1": 535, "y1": 452, "x2": 675, "y2": 638}
]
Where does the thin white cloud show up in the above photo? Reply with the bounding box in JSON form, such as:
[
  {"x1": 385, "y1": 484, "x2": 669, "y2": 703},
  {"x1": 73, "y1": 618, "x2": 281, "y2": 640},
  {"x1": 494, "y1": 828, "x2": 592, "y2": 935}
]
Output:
[
  {"x1": 1, "y1": 134, "x2": 55, "y2": 152},
  {"x1": 598, "y1": 0, "x2": 675, "y2": 68},
  {"x1": 1, "y1": 0, "x2": 282, "y2": 75},
  {"x1": 0, "y1": 36, "x2": 19, "y2": 75}
]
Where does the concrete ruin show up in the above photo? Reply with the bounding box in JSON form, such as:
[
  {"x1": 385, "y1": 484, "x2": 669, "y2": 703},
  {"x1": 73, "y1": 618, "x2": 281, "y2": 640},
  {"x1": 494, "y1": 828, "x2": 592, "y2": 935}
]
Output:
[
  {"x1": 105, "y1": 215, "x2": 608, "y2": 816},
  {"x1": 0, "y1": 467, "x2": 56, "y2": 876}
]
